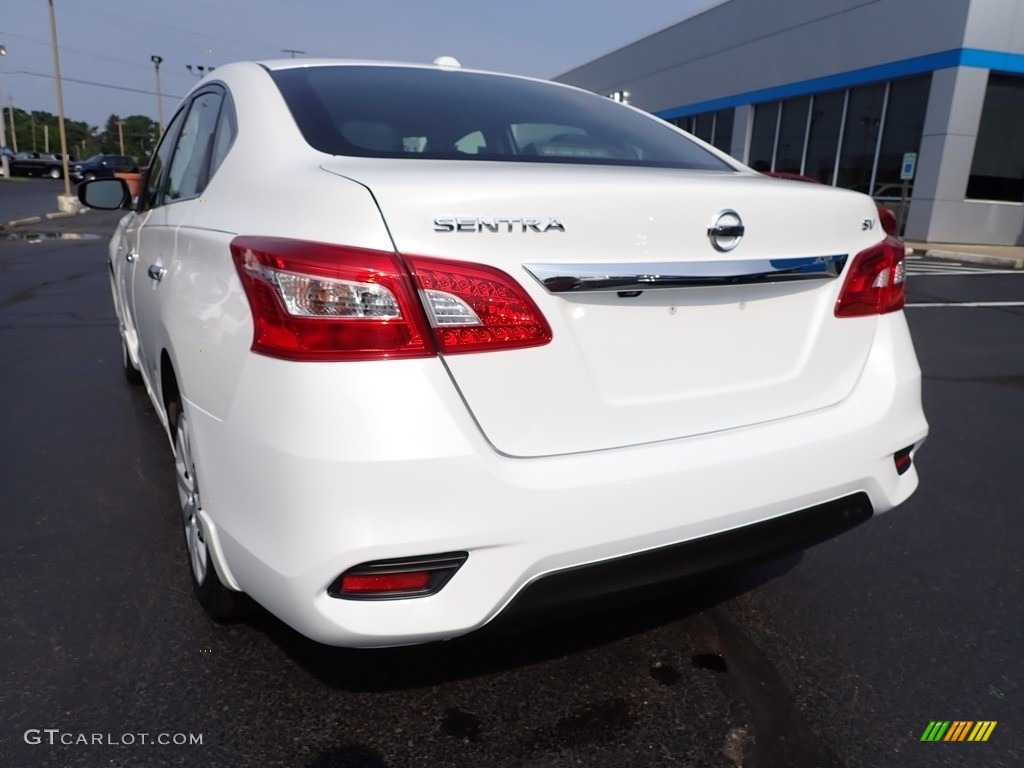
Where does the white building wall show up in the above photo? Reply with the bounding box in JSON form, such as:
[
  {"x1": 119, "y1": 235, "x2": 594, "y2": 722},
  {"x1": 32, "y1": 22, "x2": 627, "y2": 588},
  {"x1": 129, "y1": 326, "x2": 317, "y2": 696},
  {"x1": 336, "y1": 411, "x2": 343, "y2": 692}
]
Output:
[
  {"x1": 558, "y1": 0, "x2": 1024, "y2": 245},
  {"x1": 557, "y1": 0, "x2": 973, "y2": 116}
]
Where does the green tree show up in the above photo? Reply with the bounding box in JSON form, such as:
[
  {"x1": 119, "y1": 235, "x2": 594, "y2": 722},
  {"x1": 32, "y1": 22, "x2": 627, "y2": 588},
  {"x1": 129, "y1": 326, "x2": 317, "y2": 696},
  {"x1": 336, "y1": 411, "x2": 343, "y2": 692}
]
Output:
[
  {"x1": 100, "y1": 114, "x2": 158, "y2": 162},
  {"x1": 7, "y1": 108, "x2": 98, "y2": 161}
]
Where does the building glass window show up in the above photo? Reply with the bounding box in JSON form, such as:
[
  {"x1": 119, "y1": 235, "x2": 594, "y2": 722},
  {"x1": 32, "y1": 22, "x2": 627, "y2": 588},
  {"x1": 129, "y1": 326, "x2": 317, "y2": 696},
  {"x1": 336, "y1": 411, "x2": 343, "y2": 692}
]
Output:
[
  {"x1": 804, "y1": 91, "x2": 845, "y2": 185},
  {"x1": 694, "y1": 113, "x2": 714, "y2": 144},
  {"x1": 836, "y1": 83, "x2": 886, "y2": 191},
  {"x1": 670, "y1": 110, "x2": 734, "y2": 154},
  {"x1": 712, "y1": 109, "x2": 734, "y2": 153},
  {"x1": 874, "y1": 75, "x2": 930, "y2": 197},
  {"x1": 775, "y1": 97, "x2": 810, "y2": 174},
  {"x1": 749, "y1": 102, "x2": 779, "y2": 172},
  {"x1": 967, "y1": 73, "x2": 1024, "y2": 202}
]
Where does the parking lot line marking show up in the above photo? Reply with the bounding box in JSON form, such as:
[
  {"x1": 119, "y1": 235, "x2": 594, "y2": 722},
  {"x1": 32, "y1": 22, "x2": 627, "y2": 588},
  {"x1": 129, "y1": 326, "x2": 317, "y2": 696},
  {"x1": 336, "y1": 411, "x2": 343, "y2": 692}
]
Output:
[{"x1": 906, "y1": 301, "x2": 1024, "y2": 307}]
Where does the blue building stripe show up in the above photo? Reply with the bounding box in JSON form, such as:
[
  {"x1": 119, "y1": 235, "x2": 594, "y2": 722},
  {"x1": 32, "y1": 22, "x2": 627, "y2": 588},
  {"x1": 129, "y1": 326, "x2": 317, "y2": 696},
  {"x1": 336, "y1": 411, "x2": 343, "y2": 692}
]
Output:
[{"x1": 656, "y1": 48, "x2": 1024, "y2": 120}]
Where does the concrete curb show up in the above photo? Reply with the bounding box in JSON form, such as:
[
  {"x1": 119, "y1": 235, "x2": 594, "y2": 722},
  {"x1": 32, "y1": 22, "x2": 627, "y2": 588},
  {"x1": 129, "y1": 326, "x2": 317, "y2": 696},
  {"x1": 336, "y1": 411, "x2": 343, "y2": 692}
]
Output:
[
  {"x1": 6, "y1": 216, "x2": 43, "y2": 228},
  {"x1": 911, "y1": 247, "x2": 1024, "y2": 270},
  {"x1": 1, "y1": 208, "x2": 91, "y2": 233}
]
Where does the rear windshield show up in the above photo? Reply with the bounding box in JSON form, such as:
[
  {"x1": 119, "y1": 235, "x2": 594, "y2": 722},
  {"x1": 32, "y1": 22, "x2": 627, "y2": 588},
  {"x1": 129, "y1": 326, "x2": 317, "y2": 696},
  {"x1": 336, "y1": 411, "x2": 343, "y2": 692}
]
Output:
[{"x1": 270, "y1": 65, "x2": 733, "y2": 171}]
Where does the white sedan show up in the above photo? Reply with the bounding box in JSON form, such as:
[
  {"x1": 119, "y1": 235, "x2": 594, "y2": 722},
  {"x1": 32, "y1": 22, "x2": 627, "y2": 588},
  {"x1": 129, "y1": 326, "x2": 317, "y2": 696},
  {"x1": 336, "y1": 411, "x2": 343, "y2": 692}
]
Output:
[{"x1": 80, "y1": 58, "x2": 927, "y2": 647}]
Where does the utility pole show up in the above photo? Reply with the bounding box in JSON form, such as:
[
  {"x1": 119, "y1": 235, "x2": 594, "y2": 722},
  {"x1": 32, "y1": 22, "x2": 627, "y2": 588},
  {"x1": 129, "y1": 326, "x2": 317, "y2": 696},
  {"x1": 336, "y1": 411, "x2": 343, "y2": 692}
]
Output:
[
  {"x1": 115, "y1": 119, "x2": 126, "y2": 155},
  {"x1": 7, "y1": 98, "x2": 17, "y2": 153},
  {"x1": 0, "y1": 43, "x2": 9, "y2": 179},
  {"x1": 48, "y1": 0, "x2": 73, "y2": 202},
  {"x1": 281, "y1": 49, "x2": 306, "y2": 58},
  {"x1": 151, "y1": 55, "x2": 164, "y2": 133}
]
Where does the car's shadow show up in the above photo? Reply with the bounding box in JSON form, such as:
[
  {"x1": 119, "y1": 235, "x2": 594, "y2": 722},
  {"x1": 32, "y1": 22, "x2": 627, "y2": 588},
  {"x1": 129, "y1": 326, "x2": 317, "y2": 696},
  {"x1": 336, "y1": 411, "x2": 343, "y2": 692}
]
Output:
[{"x1": 240, "y1": 554, "x2": 802, "y2": 693}]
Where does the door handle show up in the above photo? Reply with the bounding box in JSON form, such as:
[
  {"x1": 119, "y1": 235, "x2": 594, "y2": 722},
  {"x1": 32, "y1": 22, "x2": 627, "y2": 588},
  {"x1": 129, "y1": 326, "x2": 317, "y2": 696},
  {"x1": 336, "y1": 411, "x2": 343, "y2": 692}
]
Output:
[
  {"x1": 148, "y1": 265, "x2": 167, "y2": 282},
  {"x1": 126, "y1": 250, "x2": 139, "y2": 263}
]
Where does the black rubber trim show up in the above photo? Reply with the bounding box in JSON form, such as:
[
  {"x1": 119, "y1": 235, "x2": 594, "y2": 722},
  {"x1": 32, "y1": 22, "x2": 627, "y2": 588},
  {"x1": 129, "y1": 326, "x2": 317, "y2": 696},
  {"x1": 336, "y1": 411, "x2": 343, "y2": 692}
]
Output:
[{"x1": 491, "y1": 492, "x2": 873, "y2": 625}]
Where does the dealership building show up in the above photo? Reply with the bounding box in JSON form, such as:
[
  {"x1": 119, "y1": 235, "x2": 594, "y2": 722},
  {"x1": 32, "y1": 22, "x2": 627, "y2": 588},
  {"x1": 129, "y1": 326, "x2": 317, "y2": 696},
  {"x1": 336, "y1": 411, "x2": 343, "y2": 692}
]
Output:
[{"x1": 556, "y1": 0, "x2": 1024, "y2": 245}]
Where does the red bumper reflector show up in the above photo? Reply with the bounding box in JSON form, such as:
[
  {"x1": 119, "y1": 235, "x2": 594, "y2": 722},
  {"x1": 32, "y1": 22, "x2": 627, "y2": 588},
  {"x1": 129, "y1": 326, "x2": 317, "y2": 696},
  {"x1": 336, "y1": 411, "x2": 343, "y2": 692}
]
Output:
[
  {"x1": 340, "y1": 571, "x2": 431, "y2": 594},
  {"x1": 894, "y1": 446, "x2": 914, "y2": 475},
  {"x1": 329, "y1": 552, "x2": 468, "y2": 600}
]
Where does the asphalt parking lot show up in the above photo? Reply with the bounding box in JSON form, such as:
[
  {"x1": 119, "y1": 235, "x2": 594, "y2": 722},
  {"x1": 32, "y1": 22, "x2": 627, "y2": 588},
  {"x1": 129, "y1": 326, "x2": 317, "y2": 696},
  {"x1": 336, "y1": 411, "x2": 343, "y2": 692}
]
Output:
[{"x1": 1, "y1": 181, "x2": 1022, "y2": 767}]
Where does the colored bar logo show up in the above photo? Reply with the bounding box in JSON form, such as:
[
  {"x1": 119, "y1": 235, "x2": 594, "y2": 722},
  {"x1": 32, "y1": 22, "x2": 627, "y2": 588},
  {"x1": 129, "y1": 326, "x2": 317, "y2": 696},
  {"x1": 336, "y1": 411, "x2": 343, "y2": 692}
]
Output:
[{"x1": 920, "y1": 721, "x2": 997, "y2": 742}]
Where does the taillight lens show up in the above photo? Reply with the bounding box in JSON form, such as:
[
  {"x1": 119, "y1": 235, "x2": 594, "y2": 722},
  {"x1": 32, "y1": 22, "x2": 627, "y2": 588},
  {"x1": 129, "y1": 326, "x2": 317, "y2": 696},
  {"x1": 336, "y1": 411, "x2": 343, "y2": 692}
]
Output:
[
  {"x1": 834, "y1": 236, "x2": 906, "y2": 318},
  {"x1": 230, "y1": 237, "x2": 552, "y2": 360},
  {"x1": 230, "y1": 237, "x2": 434, "y2": 361},
  {"x1": 877, "y1": 205, "x2": 898, "y2": 236},
  {"x1": 407, "y1": 256, "x2": 552, "y2": 354}
]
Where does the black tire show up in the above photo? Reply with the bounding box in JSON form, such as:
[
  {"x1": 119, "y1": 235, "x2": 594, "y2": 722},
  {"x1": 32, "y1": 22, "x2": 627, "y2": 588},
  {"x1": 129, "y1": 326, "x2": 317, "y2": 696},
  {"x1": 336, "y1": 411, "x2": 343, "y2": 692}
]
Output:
[
  {"x1": 168, "y1": 400, "x2": 251, "y2": 622},
  {"x1": 121, "y1": 338, "x2": 143, "y2": 385}
]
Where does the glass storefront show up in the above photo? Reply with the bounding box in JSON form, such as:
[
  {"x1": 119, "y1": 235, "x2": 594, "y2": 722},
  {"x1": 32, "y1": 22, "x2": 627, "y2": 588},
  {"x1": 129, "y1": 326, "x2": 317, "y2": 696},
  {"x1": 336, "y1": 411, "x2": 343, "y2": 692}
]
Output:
[
  {"x1": 744, "y1": 75, "x2": 931, "y2": 195},
  {"x1": 967, "y1": 73, "x2": 1024, "y2": 202},
  {"x1": 672, "y1": 108, "x2": 734, "y2": 154}
]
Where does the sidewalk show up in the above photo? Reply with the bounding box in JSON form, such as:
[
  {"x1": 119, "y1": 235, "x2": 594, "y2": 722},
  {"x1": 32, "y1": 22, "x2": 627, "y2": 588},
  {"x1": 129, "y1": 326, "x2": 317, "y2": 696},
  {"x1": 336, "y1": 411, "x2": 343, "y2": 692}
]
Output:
[
  {"x1": 904, "y1": 241, "x2": 1024, "y2": 269},
  {"x1": 1, "y1": 203, "x2": 125, "y2": 236}
]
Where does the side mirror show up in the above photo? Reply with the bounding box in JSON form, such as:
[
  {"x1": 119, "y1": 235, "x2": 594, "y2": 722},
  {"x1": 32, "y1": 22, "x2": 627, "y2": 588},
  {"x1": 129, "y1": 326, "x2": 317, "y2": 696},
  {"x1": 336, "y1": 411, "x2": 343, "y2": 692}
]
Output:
[{"x1": 78, "y1": 178, "x2": 131, "y2": 210}]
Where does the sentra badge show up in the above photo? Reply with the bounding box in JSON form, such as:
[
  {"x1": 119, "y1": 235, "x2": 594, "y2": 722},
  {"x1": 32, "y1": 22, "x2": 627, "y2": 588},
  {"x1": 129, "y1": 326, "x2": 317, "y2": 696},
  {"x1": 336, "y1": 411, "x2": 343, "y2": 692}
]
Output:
[{"x1": 434, "y1": 216, "x2": 565, "y2": 233}]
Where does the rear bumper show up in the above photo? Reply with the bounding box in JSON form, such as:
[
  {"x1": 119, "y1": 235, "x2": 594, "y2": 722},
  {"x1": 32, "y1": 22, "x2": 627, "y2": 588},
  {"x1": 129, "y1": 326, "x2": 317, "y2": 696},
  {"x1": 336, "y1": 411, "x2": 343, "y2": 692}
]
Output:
[
  {"x1": 491, "y1": 492, "x2": 873, "y2": 628},
  {"x1": 187, "y1": 313, "x2": 926, "y2": 647}
]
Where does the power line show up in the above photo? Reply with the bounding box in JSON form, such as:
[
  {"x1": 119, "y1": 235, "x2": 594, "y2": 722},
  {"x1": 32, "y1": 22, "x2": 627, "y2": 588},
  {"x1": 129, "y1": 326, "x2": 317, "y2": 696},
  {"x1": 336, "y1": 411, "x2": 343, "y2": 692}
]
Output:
[
  {"x1": 0, "y1": 29, "x2": 192, "y2": 81},
  {"x1": 0, "y1": 30, "x2": 148, "y2": 71},
  {"x1": 13, "y1": 70, "x2": 182, "y2": 100}
]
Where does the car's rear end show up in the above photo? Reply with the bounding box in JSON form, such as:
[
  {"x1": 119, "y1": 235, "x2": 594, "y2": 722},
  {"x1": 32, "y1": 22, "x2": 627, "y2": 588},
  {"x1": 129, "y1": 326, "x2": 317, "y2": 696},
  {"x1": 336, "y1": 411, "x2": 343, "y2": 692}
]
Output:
[{"x1": 184, "y1": 62, "x2": 927, "y2": 646}]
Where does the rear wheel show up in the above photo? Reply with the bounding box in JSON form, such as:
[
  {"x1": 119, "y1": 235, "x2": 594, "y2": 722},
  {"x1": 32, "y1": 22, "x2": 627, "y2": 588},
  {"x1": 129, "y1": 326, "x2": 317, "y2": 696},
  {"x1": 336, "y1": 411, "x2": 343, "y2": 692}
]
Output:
[
  {"x1": 49, "y1": 167, "x2": 61, "y2": 179},
  {"x1": 169, "y1": 400, "x2": 250, "y2": 622}
]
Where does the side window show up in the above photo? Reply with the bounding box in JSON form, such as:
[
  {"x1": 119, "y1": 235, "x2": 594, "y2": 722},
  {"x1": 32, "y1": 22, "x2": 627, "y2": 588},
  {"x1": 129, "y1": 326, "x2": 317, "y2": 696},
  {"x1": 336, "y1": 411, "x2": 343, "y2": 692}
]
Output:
[
  {"x1": 455, "y1": 130, "x2": 486, "y2": 154},
  {"x1": 207, "y1": 92, "x2": 237, "y2": 180},
  {"x1": 165, "y1": 90, "x2": 225, "y2": 203},
  {"x1": 140, "y1": 108, "x2": 187, "y2": 211}
]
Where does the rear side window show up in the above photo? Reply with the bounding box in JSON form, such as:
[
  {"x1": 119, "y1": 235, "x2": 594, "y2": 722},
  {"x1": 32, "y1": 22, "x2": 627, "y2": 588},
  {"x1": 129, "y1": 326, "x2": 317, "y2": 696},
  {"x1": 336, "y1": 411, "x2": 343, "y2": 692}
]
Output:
[
  {"x1": 270, "y1": 66, "x2": 732, "y2": 171},
  {"x1": 166, "y1": 90, "x2": 225, "y2": 202}
]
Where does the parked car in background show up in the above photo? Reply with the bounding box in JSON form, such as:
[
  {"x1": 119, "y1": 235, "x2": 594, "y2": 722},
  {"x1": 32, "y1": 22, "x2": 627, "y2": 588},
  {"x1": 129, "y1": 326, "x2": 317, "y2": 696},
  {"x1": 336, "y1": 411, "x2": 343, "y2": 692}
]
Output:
[
  {"x1": 4, "y1": 151, "x2": 66, "y2": 179},
  {"x1": 78, "y1": 58, "x2": 927, "y2": 648},
  {"x1": 70, "y1": 154, "x2": 137, "y2": 183}
]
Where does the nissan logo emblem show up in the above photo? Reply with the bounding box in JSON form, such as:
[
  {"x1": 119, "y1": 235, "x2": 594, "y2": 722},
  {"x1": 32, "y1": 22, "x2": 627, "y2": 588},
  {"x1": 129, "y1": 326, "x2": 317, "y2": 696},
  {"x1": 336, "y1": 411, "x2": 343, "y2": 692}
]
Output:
[{"x1": 707, "y1": 210, "x2": 744, "y2": 252}]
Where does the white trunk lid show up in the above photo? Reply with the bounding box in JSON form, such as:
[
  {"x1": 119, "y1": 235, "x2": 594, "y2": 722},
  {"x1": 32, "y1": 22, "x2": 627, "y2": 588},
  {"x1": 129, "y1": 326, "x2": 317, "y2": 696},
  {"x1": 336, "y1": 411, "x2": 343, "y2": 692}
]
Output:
[{"x1": 325, "y1": 161, "x2": 884, "y2": 457}]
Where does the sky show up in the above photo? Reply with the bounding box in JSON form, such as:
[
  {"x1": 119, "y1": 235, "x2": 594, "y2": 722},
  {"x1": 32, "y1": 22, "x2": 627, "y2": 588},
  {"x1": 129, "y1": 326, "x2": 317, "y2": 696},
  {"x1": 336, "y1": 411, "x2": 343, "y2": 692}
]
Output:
[{"x1": 1, "y1": 0, "x2": 726, "y2": 133}]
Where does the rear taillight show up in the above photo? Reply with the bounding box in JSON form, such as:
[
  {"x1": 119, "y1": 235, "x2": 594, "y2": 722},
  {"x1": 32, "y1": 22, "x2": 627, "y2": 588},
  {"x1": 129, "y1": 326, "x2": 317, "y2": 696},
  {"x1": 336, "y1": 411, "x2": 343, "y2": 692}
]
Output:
[
  {"x1": 407, "y1": 256, "x2": 552, "y2": 354},
  {"x1": 230, "y1": 237, "x2": 435, "y2": 361},
  {"x1": 230, "y1": 237, "x2": 551, "y2": 360},
  {"x1": 877, "y1": 205, "x2": 898, "y2": 236},
  {"x1": 834, "y1": 236, "x2": 906, "y2": 318}
]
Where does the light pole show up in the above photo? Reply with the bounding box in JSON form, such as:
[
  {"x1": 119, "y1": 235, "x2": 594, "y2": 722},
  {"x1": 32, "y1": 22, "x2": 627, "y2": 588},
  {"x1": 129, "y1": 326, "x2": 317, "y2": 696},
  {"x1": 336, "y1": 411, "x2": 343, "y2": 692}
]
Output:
[
  {"x1": 186, "y1": 64, "x2": 215, "y2": 78},
  {"x1": 7, "y1": 97, "x2": 17, "y2": 152},
  {"x1": 151, "y1": 55, "x2": 164, "y2": 133},
  {"x1": 0, "y1": 43, "x2": 9, "y2": 180},
  {"x1": 47, "y1": 0, "x2": 73, "y2": 201}
]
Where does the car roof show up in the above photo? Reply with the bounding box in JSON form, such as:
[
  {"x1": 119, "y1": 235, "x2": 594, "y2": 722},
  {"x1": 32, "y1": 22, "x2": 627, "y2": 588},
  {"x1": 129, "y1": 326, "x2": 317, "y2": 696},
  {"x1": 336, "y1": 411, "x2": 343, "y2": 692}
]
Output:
[{"x1": 257, "y1": 57, "x2": 474, "y2": 72}]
